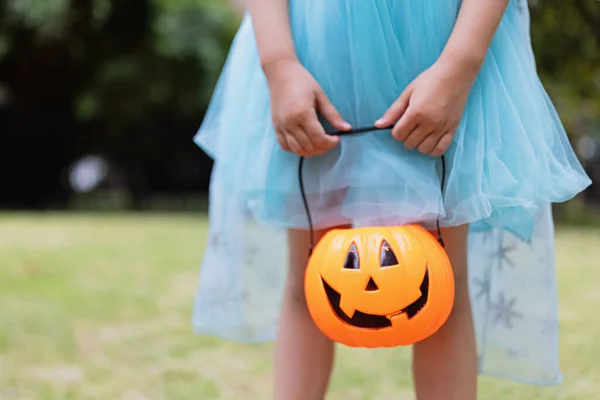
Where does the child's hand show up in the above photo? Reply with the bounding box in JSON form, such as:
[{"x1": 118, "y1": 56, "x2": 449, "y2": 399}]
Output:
[
  {"x1": 375, "y1": 60, "x2": 475, "y2": 156},
  {"x1": 264, "y1": 59, "x2": 352, "y2": 157}
]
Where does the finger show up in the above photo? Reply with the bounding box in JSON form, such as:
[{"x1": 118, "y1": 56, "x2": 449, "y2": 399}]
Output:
[
  {"x1": 276, "y1": 130, "x2": 291, "y2": 152},
  {"x1": 287, "y1": 125, "x2": 316, "y2": 155},
  {"x1": 302, "y1": 115, "x2": 339, "y2": 152},
  {"x1": 416, "y1": 131, "x2": 444, "y2": 155},
  {"x1": 403, "y1": 124, "x2": 436, "y2": 150},
  {"x1": 315, "y1": 89, "x2": 352, "y2": 132},
  {"x1": 391, "y1": 107, "x2": 418, "y2": 141},
  {"x1": 430, "y1": 132, "x2": 454, "y2": 157},
  {"x1": 284, "y1": 131, "x2": 309, "y2": 157},
  {"x1": 404, "y1": 123, "x2": 436, "y2": 149},
  {"x1": 375, "y1": 86, "x2": 412, "y2": 129}
]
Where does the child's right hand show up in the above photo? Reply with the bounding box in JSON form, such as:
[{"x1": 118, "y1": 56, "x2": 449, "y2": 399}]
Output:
[{"x1": 263, "y1": 59, "x2": 352, "y2": 157}]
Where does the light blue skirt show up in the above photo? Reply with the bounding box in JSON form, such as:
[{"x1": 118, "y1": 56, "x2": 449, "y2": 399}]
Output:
[{"x1": 192, "y1": 0, "x2": 591, "y2": 385}]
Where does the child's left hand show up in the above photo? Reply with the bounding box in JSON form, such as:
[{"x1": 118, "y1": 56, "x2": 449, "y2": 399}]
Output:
[{"x1": 375, "y1": 60, "x2": 477, "y2": 156}]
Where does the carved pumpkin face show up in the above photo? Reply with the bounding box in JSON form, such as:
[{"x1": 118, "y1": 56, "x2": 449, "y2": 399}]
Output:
[{"x1": 304, "y1": 225, "x2": 454, "y2": 348}]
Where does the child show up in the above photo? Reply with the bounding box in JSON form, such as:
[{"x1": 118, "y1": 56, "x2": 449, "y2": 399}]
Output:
[{"x1": 192, "y1": 0, "x2": 591, "y2": 398}]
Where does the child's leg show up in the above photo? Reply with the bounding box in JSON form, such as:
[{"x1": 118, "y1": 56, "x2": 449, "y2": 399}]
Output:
[
  {"x1": 273, "y1": 226, "x2": 349, "y2": 400},
  {"x1": 412, "y1": 225, "x2": 477, "y2": 400}
]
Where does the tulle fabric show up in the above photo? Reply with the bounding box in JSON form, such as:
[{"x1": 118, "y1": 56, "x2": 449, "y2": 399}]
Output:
[{"x1": 192, "y1": 0, "x2": 591, "y2": 385}]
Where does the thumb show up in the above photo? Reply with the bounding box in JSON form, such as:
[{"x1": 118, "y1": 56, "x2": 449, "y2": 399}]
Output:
[
  {"x1": 315, "y1": 89, "x2": 352, "y2": 132},
  {"x1": 375, "y1": 86, "x2": 412, "y2": 128}
]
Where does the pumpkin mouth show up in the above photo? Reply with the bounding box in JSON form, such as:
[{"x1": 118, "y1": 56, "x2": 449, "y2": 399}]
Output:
[{"x1": 321, "y1": 267, "x2": 429, "y2": 329}]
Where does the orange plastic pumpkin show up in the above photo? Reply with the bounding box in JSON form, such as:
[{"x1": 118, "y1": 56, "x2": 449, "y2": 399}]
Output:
[{"x1": 304, "y1": 225, "x2": 454, "y2": 348}]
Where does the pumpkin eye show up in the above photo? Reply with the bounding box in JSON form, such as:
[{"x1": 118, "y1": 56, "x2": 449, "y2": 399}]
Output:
[
  {"x1": 344, "y1": 243, "x2": 360, "y2": 270},
  {"x1": 380, "y1": 240, "x2": 398, "y2": 268}
]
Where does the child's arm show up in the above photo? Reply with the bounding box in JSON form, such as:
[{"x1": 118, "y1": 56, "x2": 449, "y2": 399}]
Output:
[
  {"x1": 440, "y1": 0, "x2": 511, "y2": 78},
  {"x1": 376, "y1": 0, "x2": 510, "y2": 156},
  {"x1": 247, "y1": 0, "x2": 351, "y2": 157},
  {"x1": 247, "y1": 0, "x2": 297, "y2": 75}
]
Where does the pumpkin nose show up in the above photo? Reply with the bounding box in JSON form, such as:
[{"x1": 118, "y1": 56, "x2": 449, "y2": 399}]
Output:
[{"x1": 365, "y1": 277, "x2": 379, "y2": 291}]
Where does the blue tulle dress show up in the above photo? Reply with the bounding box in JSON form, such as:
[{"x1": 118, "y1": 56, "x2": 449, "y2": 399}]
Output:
[{"x1": 192, "y1": 0, "x2": 591, "y2": 385}]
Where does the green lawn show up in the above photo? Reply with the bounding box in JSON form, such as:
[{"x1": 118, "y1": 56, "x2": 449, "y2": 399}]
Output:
[{"x1": 0, "y1": 213, "x2": 598, "y2": 399}]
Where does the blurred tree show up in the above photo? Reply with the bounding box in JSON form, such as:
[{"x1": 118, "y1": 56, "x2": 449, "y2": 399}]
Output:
[
  {"x1": 530, "y1": 0, "x2": 600, "y2": 131},
  {"x1": 0, "y1": 0, "x2": 237, "y2": 208},
  {"x1": 529, "y1": 0, "x2": 600, "y2": 207}
]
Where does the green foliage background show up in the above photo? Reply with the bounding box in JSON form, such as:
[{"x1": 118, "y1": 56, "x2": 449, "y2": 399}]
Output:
[{"x1": 529, "y1": 0, "x2": 600, "y2": 134}]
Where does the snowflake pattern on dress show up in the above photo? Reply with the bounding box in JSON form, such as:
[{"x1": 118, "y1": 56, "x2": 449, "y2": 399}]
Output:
[{"x1": 468, "y1": 205, "x2": 560, "y2": 384}]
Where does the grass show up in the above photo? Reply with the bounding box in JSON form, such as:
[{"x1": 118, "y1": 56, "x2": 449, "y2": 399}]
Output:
[{"x1": 0, "y1": 212, "x2": 599, "y2": 399}]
